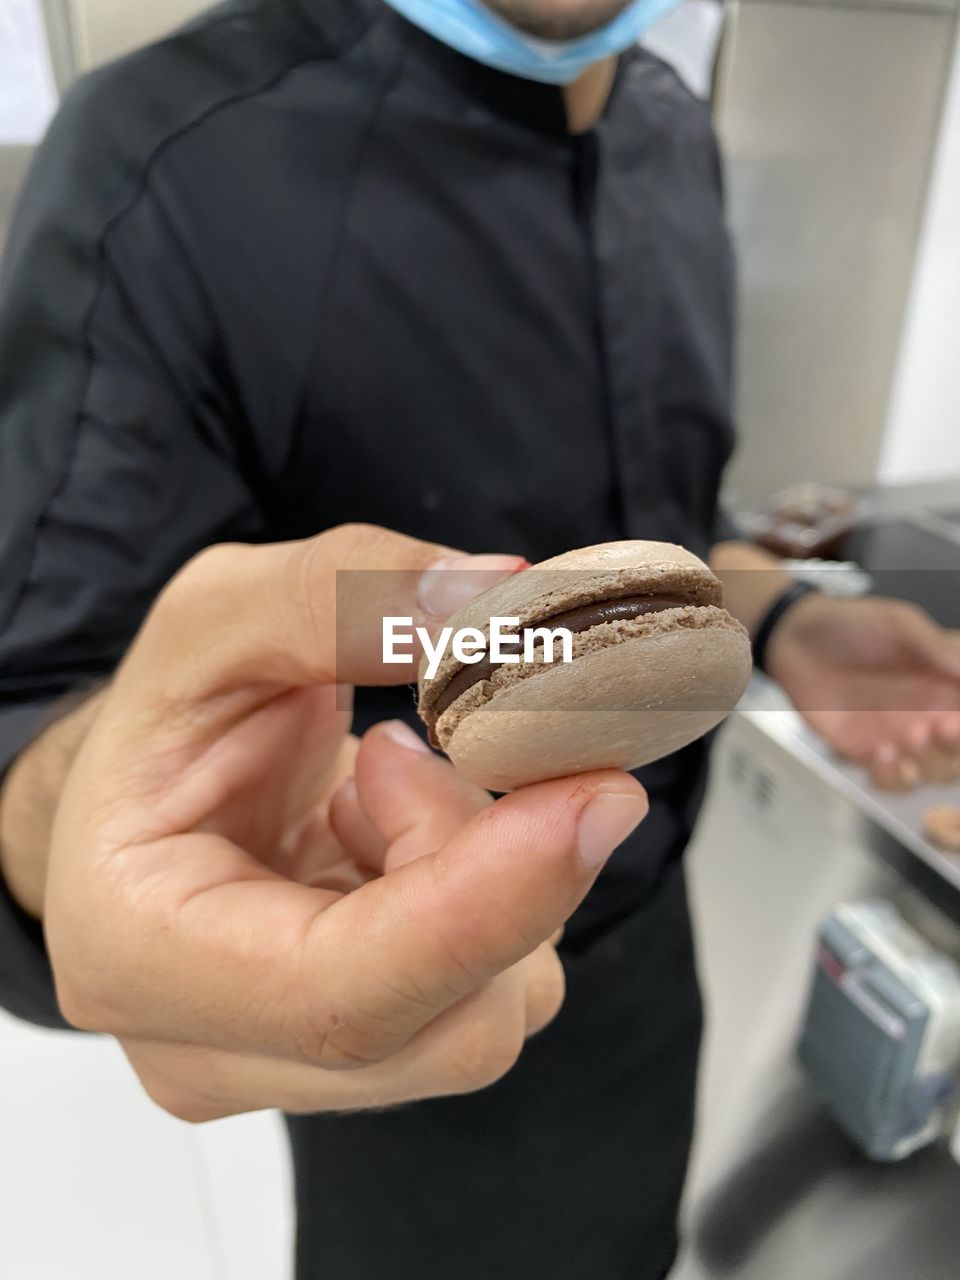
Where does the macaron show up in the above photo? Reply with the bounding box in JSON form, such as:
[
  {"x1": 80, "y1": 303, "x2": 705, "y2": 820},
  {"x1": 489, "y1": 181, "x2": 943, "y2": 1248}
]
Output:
[
  {"x1": 417, "y1": 541, "x2": 752, "y2": 792},
  {"x1": 923, "y1": 806, "x2": 960, "y2": 852}
]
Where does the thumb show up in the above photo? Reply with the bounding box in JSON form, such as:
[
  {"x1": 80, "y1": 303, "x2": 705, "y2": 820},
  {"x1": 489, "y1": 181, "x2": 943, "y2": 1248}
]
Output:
[
  {"x1": 54, "y1": 769, "x2": 646, "y2": 1066},
  {"x1": 895, "y1": 605, "x2": 960, "y2": 681},
  {"x1": 307, "y1": 771, "x2": 648, "y2": 1069}
]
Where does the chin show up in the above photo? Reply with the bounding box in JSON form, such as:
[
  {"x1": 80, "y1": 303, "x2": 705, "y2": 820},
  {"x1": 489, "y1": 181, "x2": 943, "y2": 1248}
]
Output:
[{"x1": 485, "y1": 0, "x2": 636, "y2": 40}]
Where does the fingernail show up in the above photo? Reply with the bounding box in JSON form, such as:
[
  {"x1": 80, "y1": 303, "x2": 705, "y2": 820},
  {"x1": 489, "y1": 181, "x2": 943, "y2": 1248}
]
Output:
[
  {"x1": 418, "y1": 554, "x2": 528, "y2": 621},
  {"x1": 900, "y1": 757, "x2": 921, "y2": 788},
  {"x1": 332, "y1": 776, "x2": 359, "y2": 808},
  {"x1": 577, "y1": 792, "x2": 648, "y2": 871},
  {"x1": 379, "y1": 720, "x2": 432, "y2": 754}
]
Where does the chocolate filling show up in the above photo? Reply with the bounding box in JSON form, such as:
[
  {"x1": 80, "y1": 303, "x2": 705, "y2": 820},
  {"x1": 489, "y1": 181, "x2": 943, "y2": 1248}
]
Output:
[{"x1": 429, "y1": 593, "x2": 694, "y2": 727}]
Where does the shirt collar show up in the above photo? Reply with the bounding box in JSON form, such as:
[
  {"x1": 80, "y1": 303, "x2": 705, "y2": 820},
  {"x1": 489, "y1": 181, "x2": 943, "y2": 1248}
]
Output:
[
  {"x1": 388, "y1": 7, "x2": 572, "y2": 136},
  {"x1": 292, "y1": 0, "x2": 629, "y2": 139}
]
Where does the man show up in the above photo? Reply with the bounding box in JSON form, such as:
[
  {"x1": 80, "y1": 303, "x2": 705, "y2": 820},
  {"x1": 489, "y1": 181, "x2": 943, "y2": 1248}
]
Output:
[{"x1": 2, "y1": 1, "x2": 959, "y2": 1277}]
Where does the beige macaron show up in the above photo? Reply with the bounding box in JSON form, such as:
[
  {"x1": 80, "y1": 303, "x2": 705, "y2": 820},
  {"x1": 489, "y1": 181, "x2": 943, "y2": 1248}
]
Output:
[{"x1": 417, "y1": 540, "x2": 752, "y2": 792}]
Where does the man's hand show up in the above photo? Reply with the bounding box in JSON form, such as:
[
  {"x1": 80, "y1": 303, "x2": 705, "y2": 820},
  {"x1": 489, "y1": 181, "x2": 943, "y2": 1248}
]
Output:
[
  {"x1": 26, "y1": 525, "x2": 647, "y2": 1121},
  {"x1": 765, "y1": 593, "x2": 960, "y2": 785},
  {"x1": 0, "y1": 688, "x2": 106, "y2": 919}
]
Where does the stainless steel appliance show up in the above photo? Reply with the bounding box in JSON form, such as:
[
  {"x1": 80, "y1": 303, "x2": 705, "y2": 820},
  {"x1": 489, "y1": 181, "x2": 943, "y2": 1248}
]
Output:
[{"x1": 676, "y1": 480, "x2": 960, "y2": 1280}]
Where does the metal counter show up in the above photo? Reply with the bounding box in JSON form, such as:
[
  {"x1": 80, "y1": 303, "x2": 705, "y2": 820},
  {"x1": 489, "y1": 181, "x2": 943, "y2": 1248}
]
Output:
[
  {"x1": 677, "y1": 485, "x2": 960, "y2": 1280},
  {"x1": 739, "y1": 677, "x2": 960, "y2": 926},
  {"x1": 0, "y1": 147, "x2": 32, "y2": 251},
  {"x1": 676, "y1": 704, "x2": 960, "y2": 1280},
  {"x1": 730, "y1": 477, "x2": 960, "y2": 928}
]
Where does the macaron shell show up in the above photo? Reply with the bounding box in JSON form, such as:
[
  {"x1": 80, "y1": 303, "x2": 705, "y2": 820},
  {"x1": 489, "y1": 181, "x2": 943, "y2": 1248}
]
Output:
[
  {"x1": 440, "y1": 623, "x2": 752, "y2": 792},
  {"x1": 418, "y1": 540, "x2": 719, "y2": 702}
]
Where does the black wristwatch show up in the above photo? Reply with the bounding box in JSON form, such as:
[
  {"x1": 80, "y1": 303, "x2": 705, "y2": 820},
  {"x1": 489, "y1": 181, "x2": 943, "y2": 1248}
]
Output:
[{"x1": 752, "y1": 580, "x2": 820, "y2": 673}]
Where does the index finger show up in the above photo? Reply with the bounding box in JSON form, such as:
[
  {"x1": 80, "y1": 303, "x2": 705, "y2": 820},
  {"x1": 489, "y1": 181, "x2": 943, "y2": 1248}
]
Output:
[{"x1": 118, "y1": 524, "x2": 526, "y2": 707}]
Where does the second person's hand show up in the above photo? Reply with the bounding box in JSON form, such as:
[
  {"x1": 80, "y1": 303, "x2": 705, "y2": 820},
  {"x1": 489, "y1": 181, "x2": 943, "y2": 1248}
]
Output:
[{"x1": 766, "y1": 592, "x2": 960, "y2": 785}]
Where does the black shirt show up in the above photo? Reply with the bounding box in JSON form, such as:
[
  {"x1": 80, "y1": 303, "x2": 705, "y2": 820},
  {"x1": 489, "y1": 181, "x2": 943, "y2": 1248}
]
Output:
[{"x1": 0, "y1": 0, "x2": 735, "y2": 1025}]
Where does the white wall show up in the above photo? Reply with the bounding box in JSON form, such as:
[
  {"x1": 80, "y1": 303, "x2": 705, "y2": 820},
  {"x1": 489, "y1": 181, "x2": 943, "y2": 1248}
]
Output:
[
  {"x1": 642, "y1": 0, "x2": 725, "y2": 101},
  {"x1": 68, "y1": 0, "x2": 210, "y2": 70},
  {"x1": 879, "y1": 25, "x2": 960, "y2": 485},
  {"x1": 0, "y1": 0, "x2": 57, "y2": 142}
]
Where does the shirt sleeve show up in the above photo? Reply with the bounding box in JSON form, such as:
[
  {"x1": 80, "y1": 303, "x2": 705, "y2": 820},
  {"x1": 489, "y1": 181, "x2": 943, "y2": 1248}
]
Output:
[{"x1": 0, "y1": 72, "x2": 264, "y2": 1026}]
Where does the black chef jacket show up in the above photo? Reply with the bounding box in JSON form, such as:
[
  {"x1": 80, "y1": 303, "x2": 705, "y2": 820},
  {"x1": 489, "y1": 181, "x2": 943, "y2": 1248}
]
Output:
[
  {"x1": 0, "y1": 4, "x2": 735, "y2": 1274},
  {"x1": 0, "y1": 0, "x2": 734, "y2": 1016},
  {"x1": 0, "y1": 0, "x2": 737, "y2": 998}
]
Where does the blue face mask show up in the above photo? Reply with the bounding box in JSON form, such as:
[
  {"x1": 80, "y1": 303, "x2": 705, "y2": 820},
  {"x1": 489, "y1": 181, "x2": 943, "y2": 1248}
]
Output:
[{"x1": 383, "y1": 0, "x2": 685, "y2": 85}]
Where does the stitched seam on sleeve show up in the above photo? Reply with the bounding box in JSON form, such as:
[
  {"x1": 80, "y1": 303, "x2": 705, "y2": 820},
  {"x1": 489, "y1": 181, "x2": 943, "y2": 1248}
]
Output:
[
  {"x1": 3, "y1": 32, "x2": 370, "y2": 635},
  {"x1": 285, "y1": 29, "x2": 410, "y2": 473}
]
